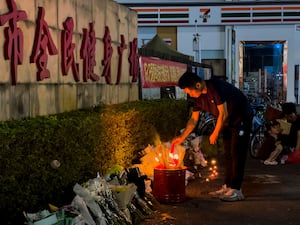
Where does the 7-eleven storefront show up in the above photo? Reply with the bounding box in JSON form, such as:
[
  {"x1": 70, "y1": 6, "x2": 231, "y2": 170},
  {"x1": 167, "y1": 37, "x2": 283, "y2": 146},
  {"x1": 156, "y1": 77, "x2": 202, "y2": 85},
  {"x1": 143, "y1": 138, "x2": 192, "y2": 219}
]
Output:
[{"x1": 121, "y1": 1, "x2": 300, "y2": 103}]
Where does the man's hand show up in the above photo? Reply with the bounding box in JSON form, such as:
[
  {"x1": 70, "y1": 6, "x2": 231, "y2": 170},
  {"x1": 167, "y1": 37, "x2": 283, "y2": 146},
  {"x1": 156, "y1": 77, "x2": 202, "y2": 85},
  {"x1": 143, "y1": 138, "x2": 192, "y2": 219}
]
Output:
[
  {"x1": 172, "y1": 136, "x2": 185, "y2": 146},
  {"x1": 208, "y1": 103, "x2": 226, "y2": 145},
  {"x1": 172, "y1": 111, "x2": 200, "y2": 146},
  {"x1": 209, "y1": 132, "x2": 218, "y2": 145}
]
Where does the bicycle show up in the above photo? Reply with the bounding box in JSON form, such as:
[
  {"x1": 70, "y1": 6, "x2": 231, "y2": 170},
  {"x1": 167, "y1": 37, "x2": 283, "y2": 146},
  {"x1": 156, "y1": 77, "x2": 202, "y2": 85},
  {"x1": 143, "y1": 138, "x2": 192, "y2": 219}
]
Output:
[
  {"x1": 248, "y1": 102, "x2": 283, "y2": 158},
  {"x1": 248, "y1": 101, "x2": 266, "y2": 158}
]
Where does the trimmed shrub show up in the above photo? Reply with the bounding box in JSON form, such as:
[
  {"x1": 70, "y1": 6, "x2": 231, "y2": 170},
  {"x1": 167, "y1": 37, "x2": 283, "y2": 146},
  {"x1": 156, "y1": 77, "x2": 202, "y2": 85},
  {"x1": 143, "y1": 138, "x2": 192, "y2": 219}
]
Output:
[{"x1": 0, "y1": 99, "x2": 189, "y2": 224}]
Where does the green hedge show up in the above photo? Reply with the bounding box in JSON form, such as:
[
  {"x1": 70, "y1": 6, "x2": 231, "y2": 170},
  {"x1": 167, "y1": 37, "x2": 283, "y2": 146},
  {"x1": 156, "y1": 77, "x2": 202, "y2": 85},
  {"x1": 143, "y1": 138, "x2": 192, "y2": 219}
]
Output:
[{"x1": 0, "y1": 99, "x2": 189, "y2": 225}]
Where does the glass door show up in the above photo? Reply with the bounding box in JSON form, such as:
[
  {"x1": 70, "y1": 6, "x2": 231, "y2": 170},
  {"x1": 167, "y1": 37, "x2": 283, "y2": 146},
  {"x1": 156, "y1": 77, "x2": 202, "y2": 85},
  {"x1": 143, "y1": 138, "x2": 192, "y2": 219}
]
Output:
[{"x1": 239, "y1": 41, "x2": 287, "y2": 104}]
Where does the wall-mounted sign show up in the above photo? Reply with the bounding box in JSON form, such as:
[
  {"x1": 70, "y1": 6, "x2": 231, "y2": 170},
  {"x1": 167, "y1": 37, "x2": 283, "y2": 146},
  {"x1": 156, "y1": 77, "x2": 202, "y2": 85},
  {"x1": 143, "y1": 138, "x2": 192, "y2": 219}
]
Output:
[{"x1": 140, "y1": 56, "x2": 187, "y2": 88}]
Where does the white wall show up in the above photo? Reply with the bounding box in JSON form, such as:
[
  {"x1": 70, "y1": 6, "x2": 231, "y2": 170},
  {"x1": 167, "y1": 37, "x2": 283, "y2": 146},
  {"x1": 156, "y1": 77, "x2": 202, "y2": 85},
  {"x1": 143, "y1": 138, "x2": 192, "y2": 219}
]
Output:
[{"x1": 177, "y1": 26, "x2": 225, "y2": 60}]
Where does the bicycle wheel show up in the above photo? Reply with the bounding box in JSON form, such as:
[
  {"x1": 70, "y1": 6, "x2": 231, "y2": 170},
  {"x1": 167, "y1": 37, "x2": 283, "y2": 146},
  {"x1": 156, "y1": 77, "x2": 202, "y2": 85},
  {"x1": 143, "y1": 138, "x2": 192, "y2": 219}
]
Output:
[
  {"x1": 196, "y1": 117, "x2": 216, "y2": 136},
  {"x1": 249, "y1": 124, "x2": 266, "y2": 158}
]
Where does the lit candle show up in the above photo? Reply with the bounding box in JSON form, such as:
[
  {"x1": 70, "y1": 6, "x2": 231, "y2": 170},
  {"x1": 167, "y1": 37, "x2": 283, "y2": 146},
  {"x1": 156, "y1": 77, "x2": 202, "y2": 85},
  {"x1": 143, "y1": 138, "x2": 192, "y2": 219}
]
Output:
[{"x1": 211, "y1": 159, "x2": 217, "y2": 165}]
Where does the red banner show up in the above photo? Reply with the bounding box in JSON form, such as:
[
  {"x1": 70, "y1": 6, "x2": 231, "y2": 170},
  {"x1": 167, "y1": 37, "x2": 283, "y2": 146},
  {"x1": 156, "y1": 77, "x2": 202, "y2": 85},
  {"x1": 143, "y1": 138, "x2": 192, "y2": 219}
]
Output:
[{"x1": 140, "y1": 56, "x2": 187, "y2": 88}]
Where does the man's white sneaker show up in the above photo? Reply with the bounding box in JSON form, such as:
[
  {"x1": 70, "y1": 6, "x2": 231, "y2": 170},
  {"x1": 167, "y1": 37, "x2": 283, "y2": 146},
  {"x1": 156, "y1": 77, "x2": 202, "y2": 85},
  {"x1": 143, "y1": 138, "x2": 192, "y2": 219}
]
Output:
[
  {"x1": 208, "y1": 184, "x2": 229, "y2": 197},
  {"x1": 220, "y1": 189, "x2": 245, "y2": 202},
  {"x1": 264, "y1": 160, "x2": 278, "y2": 165}
]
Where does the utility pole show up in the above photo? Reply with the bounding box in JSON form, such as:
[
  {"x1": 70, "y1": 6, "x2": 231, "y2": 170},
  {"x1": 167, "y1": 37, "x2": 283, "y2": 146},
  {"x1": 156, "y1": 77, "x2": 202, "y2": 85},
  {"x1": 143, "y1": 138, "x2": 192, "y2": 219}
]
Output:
[{"x1": 193, "y1": 19, "x2": 201, "y2": 63}]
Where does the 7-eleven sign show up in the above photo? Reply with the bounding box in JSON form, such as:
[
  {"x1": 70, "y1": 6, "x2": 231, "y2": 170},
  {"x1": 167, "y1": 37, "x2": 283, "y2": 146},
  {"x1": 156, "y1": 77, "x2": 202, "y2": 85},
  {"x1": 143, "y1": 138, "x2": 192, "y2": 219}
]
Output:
[{"x1": 200, "y1": 8, "x2": 211, "y2": 23}]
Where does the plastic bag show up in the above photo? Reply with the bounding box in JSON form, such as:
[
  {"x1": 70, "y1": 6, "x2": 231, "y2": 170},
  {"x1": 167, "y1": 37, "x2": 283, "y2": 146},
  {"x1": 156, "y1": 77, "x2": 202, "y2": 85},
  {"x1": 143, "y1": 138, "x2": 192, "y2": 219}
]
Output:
[{"x1": 111, "y1": 183, "x2": 137, "y2": 210}]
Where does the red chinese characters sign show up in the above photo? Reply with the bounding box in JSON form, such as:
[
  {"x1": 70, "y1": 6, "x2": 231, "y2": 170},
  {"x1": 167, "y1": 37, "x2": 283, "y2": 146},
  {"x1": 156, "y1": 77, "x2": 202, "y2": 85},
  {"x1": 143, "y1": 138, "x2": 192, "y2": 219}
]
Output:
[
  {"x1": 30, "y1": 7, "x2": 58, "y2": 81},
  {"x1": 0, "y1": 0, "x2": 27, "y2": 85},
  {"x1": 61, "y1": 17, "x2": 80, "y2": 81},
  {"x1": 80, "y1": 23, "x2": 100, "y2": 82},
  {"x1": 128, "y1": 38, "x2": 139, "y2": 83},
  {"x1": 140, "y1": 56, "x2": 187, "y2": 88},
  {"x1": 0, "y1": 0, "x2": 139, "y2": 85}
]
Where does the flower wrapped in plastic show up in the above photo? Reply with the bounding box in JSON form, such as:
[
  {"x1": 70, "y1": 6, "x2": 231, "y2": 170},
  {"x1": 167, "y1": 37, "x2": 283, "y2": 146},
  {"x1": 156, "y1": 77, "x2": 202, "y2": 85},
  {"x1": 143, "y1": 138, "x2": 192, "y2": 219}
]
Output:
[
  {"x1": 110, "y1": 183, "x2": 137, "y2": 210},
  {"x1": 132, "y1": 192, "x2": 153, "y2": 216},
  {"x1": 73, "y1": 183, "x2": 108, "y2": 225},
  {"x1": 85, "y1": 176, "x2": 132, "y2": 225},
  {"x1": 71, "y1": 195, "x2": 96, "y2": 225}
]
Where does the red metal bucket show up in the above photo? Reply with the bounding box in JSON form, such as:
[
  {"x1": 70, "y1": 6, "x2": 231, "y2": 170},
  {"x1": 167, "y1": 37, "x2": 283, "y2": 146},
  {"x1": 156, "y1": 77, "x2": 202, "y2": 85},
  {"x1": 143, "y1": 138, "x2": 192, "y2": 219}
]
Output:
[{"x1": 153, "y1": 167, "x2": 186, "y2": 203}]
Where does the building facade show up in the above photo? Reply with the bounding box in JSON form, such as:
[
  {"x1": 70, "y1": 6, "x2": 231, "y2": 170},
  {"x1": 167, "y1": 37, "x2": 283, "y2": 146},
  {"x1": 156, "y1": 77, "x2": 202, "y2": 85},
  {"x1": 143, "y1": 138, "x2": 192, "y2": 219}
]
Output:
[{"x1": 117, "y1": 0, "x2": 300, "y2": 103}]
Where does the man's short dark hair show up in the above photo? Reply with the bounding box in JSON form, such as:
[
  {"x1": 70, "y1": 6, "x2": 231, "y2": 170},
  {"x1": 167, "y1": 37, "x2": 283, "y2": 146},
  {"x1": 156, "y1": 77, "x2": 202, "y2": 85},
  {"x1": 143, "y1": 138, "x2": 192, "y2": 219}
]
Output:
[
  {"x1": 178, "y1": 71, "x2": 202, "y2": 89},
  {"x1": 282, "y1": 102, "x2": 296, "y2": 115}
]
